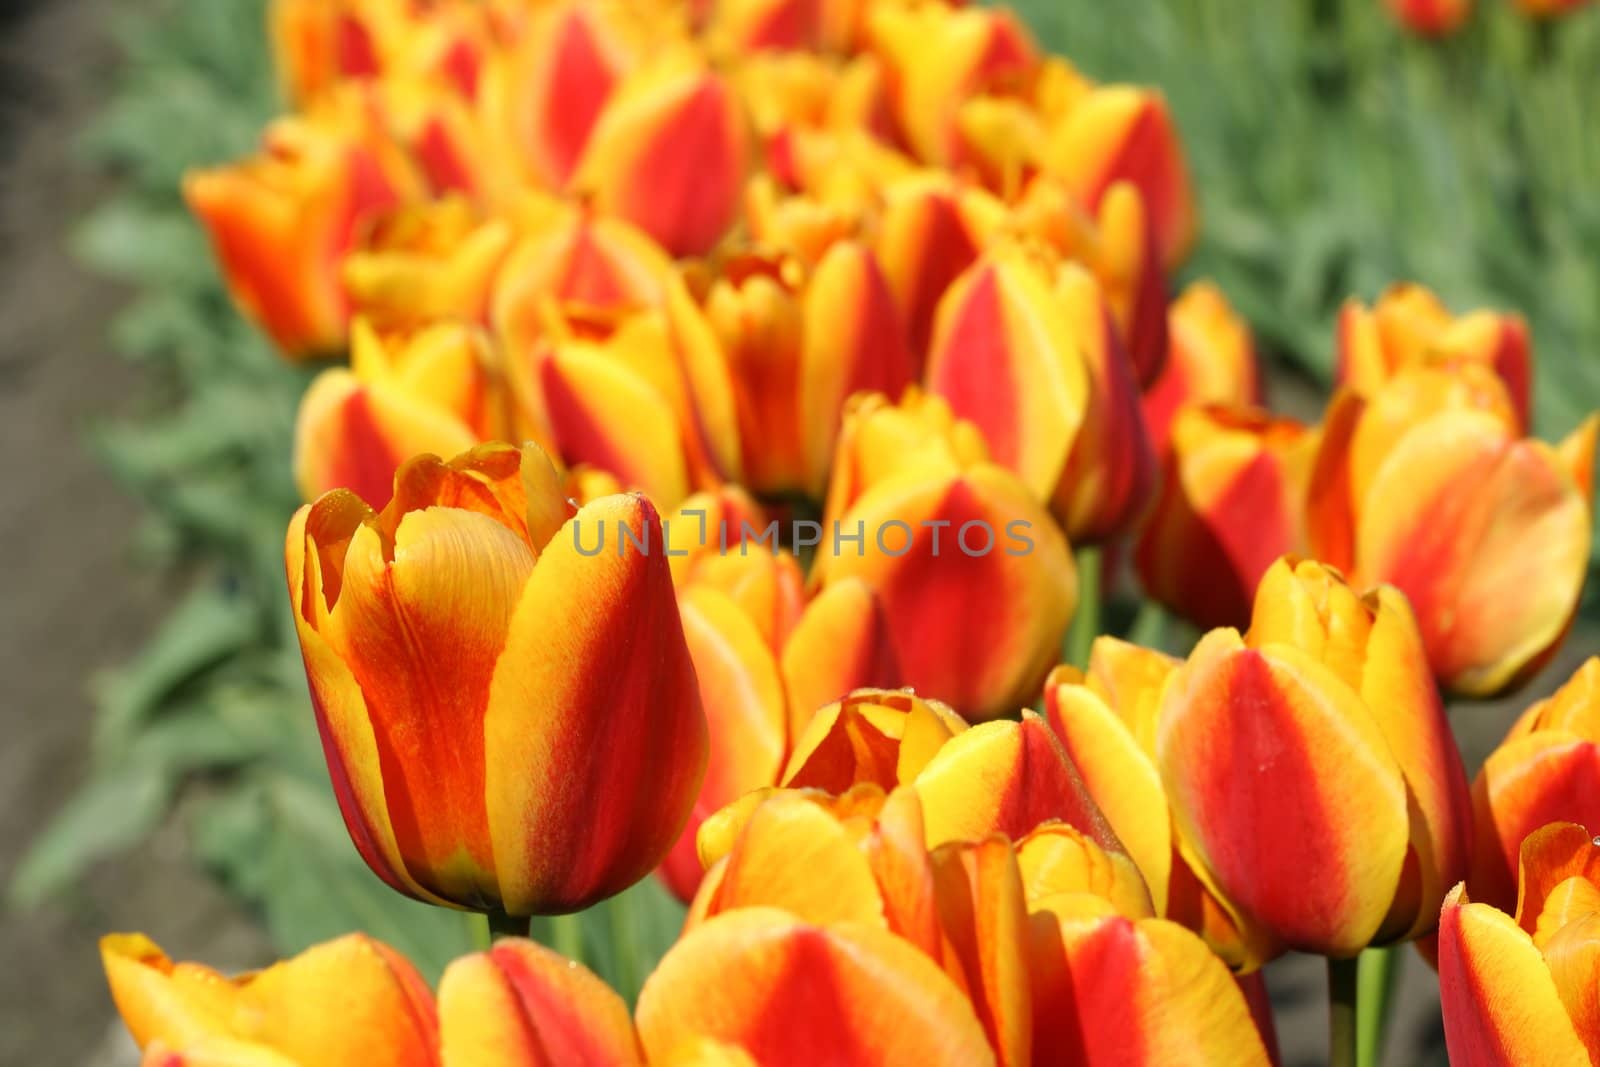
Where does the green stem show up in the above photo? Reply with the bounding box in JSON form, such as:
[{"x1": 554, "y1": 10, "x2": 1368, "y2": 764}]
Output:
[
  {"x1": 1356, "y1": 947, "x2": 1400, "y2": 1067},
  {"x1": 486, "y1": 909, "x2": 531, "y2": 943},
  {"x1": 1065, "y1": 546, "x2": 1103, "y2": 669},
  {"x1": 1328, "y1": 954, "x2": 1361, "y2": 1067},
  {"x1": 549, "y1": 911, "x2": 584, "y2": 962},
  {"x1": 468, "y1": 912, "x2": 492, "y2": 952},
  {"x1": 608, "y1": 899, "x2": 636, "y2": 1001}
]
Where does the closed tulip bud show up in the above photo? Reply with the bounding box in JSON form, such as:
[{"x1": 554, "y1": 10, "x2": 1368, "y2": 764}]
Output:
[
  {"x1": 344, "y1": 198, "x2": 513, "y2": 333},
  {"x1": 676, "y1": 545, "x2": 805, "y2": 651},
  {"x1": 1469, "y1": 658, "x2": 1600, "y2": 912},
  {"x1": 1042, "y1": 86, "x2": 1195, "y2": 269},
  {"x1": 285, "y1": 441, "x2": 707, "y2": 915},
  {"x1": 1135, "y1": 406, "x2": 1317, "y2": 630},
  {"x1": 1144, "y1": 281, "x2": 1261, "y2": 455},
  {"x1": 1157, "y1": 558, "x2": 1473, "y2": 957},
  {"x1": 1308, "y1": 367, "x2": 1596, "y2": 695},
  {"x1": 873, "y1": 175, "x2": 1009, "y2": 361},
  {"x1": 438, "y1": 938, "x2": 642, "y2": 1065},
  {"x1": 184, "y1": 112, "x2": 420, "y2": 357},
  {"x1": 925, "y1": 249, "x2": 1154, "y2": 542},
  {"x1": 573, "y1": 51, "x2": 749, "y2": 256},
  {"x1": 1044, "y1": 641, "x2": 1271, "y2": 969},
  {"x1": 636, "y1": 908, "x2": 996, "y2": 1066},
  {"x1": 867, "y1": 3, "x2": 1037, "y2": 168},
  {"x1": 101, "y1": 932, "x2": 437, "y2": 1067},
  {"x1": 1388, "y1": 0, "x2": 1472, "y2": 35},
  {"x1": 477, "y1": 1, "x2": 637, "y2": 191},
  {"x1": 1439, "y1": 822, "x2": 1600, "y2": 1065},
  {"x1": 294, "y1": 319, "x2": 511, "y2": 506},
  {"x1": 663, "y1": 486, "x2": 770, "y2": 585},
  {"x1": 1338, "y1": 284, "x2": 1532, "y2": 431},
  {"x1": 814, "y1": 391, "x2": 1077, "y2": 720},
  {"x1": 1026, "y1": 895, "x2": 1274, "y2": 1066},
  {"x1": 702, "y1": 244, "x2": 914, "y2": 496},
  {"x1": 780, "y1": 579, "x2": 903, "y2": 731}
]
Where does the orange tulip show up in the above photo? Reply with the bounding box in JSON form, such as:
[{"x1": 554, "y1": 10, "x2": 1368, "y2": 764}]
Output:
[
  {"x1": 1143, "y1": 280, "x2": 1261, "y2": 455},
  {"x1": 1041, "y1": 85, "x2": 1195, "y2": 270},
  {"x1": 572, "y1": 51, "x2": 749, "y2": 256},
  {"x1": 1307, "y1": 367, "x2": 1596, "y2": 695},
  {"x1": 636, "y1": 908, "x2": 997, "y2": 1066},
  {"x1": 700, "y1": 243, "x2": 915, "y2": 496},
  {"x1": 1439, "y1": 822, "x2": 1600, "y2": 1065},
  {"x1": 813, "y1": 391, "x2": 1077, "y2": 720},
  {"x1": 101, "y1": 932, "x2": 437, "y2": 1067},
  {"x1": 270, "y1": 0, "x2": 394, "y2": 105},
  {"x1": 1338, "y1": 283, "x2": 1532, "y2": 431},
  {"x1": 183, "y1": 111, "x2": 420, "y2": 357},
  {"x1": 284, "y1": 442, "x2": 707, "y2": 915},
  {"x1": 1157, "y1": 557, "x2": 1473, "y2": 958},
  {"x1": 437, "y1": 938, "x2": 642, "y2": 1065},
  {"x1": 924, "y1": 248, "x2": 1155, "y2": 542},
  {"x1": 1043, "y1": 639, "x2": 1272, "y2": 970},
  {"x1": 294, "y1": 319, "x2": 512, "y2": 506},
  {"x1": 344, "y1": 198, "x2": 513, "y2": 333},
  {"x1": 1026, "y1": 895, "x2": 1274, "y2": 1066},
  {"x1": 1135, "y1": 405, "x2": 1317, "y2": 630},
  {"x1": 1515, "y1": 0, "x2": 1592, "y2": 17},
  {"x1": 1388, "y1": 0, "x2": 1473, "y2": 34},
  {"x1": 1468, "y1": 657, "x2": 1600, "y2": 913}
]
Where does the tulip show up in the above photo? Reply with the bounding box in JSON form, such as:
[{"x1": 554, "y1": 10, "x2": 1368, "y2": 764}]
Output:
[
  {"x1": 779, "y1": 582, "x2": 903, "y2": 733},
  {"x1": 344, "y1": 198, "x2": 513, "y2": 333},
  {"x1": 866, "y1": 3, "x2": 1037, "y2": 168},
  {"x1": 377, "y1": 80, "x2": 493, "y2": 199},
  {"x1": 636, "y1": 908, "x2": 997, "y2": 1066},
  {"x1": 1307, "y1": 367, "x2": 1596, "y2": 695},
  {"x1": 572, "y1": 50, "x2": 749, "y2": 256},
  {"x1": 101, "y1": 932, "x2": 437, "y2": 1067},
  {"x1": 1388, "y1": 0, "x2": 1473, "y2": 35},
  {"x1": 700, "y1": 243, "x2": 914, "y2": 496},
  {"x1": 1515, "y1": 0, "x2": 1592, "y2": 17},
  {"x1": 1468, "y1": 657, "x2": 1600, "y2": 913},
  {"x1": 1439, "y1": 822, "x2": 1600, "y2": 1065},
  {"x1": 270, "y1": 0, "x2": 390, "y2": 105},
  {"x1": 1338, "y1": 283, "x2": 1532, "y2": 431},
  {"x1": 1135, "y1": 405, "x2": 1317, "y2": 630},
  {"x1": 813, "y1": 390, "x2": 1077, "y2": 720},
  {"x1": 438, "y1": 938, "x2": 642, "y2": 1065},
  {"x1": 1026, "y1": 895, "x2": 1274, "y2": 1066},
  {"x1": 1041, "y1": 85, "x2": 1195, "y2": 269},
  {"x1": 1044, "y1": 640, "x2": 1273, "y2": 970},
  {"x1": 284, "y1": 441, "x2": 707, "y2": 915},
  {"x1": 1157, "y1": 557, "x2": 1473, "y2": 957},
  {"x1": 294, "y1": 319, "x2": 513, "y2": 507},
  {"x1": 184, "y1": 112, "x2": 420, "y2": 356},
  {"x1": 1144, "y1": 280, "x2": 1261, "y2": 455},
  {"x1": 924, "y1": 248, "x2": 1154, "y2": 542}
]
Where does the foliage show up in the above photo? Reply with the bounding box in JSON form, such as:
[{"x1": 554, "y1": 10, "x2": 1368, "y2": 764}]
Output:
[{"x1": 14, "y1": 0, "x2": 1600, "y2": 990}]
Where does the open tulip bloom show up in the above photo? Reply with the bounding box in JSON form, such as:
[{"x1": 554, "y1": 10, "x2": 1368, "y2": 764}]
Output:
[{"x1": 87, "y1": 0, "x2": 1600, "y2": 1064}]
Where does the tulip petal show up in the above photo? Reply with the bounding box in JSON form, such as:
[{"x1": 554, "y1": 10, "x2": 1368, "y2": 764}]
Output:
[
  {"x1": 930, "y1": 837, "x2": 1033, "y2": 1065},
  {"x1": 635, "y1": 909, "x2": 996, "y2": 1066},
  {"x1": 1471, "y1": 732, "x2": 1600, "y2": 914},
  {"x1": 485, "y1": 493, "x2": 707, "y2": 914},
  {"x1": 438, "y1": 938, "x2": 641, "y2": 1066},
  {"x1": 1437, "y1": 885, "x2": 1590, "y2": 1067},
  {"x1": 780, "y1": 580, "x2": 903, "y2": 735}
]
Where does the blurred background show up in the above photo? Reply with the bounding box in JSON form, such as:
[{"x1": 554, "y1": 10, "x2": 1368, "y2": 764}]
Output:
[{"x1": 1, "y1": 0, "x2": 1596, "y2": 1063}]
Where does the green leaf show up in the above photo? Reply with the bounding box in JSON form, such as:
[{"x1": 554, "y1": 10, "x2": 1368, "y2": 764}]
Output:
[{"x1": 10, "y1": 765, "x2": 172, "y2": 907}]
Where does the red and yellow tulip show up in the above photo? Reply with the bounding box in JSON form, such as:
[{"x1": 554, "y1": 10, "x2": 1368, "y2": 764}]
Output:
[
  {"x1": 1135, "y1": 406, "x2": 1317, "y2": 630},
  {"x1": 184, "y1": 110, "x2": 421, "y2": 356},
  {"x1": 1439, "y1": 822, "x2": 1600, "y2": 1065},
  {"x1": 342, "y1": 198, "x2": 513, "y2": 332},
  {"x1": 813, "y1": 391, "x2": 1077, "y2": 721},
  {"x1": 1387, "y1": 0, "x2": 1473, "y2": 35},
  {"x1": 1308, "y1": 366, "x2": 1596, "y2": 695},
  {"x1": 1157, "y1": 557, "x2": 1473, "y2": 958},
  {"x1": 284, "y1": 441, "x2": 707, "y2": 915},
  {"x1": 1338, "y1": 283, "x2": 1533, "y2": 432},
  {"x1": 1143, "y1": 280, "x2": 1260, "y2": 455},
  {"x1": 1469, "y1": 657, "x2": 1600, "y2": 913}
]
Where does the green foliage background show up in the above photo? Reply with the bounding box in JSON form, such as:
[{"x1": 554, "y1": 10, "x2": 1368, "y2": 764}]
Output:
[{"x1": 14, "y1": 0, "x2": 1598, "y2": 988}]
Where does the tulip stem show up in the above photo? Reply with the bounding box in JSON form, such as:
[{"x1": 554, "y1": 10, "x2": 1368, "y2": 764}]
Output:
[
  {"x1": 1356, "y1": 947, "x2": 1400, "y2": 1067},
  {"x1": 549, "y1": 911, "x2": 584, "y2": 962},
  {"x1": 486, "y1": 909, "x2": 530, "y2": 943},
  {"x1": 1328, "y1": 955, "x2": 1362, "y2": 1067},
  {"x1": 1065, "y1": 545, "x2": 1103, "y2": 669}
]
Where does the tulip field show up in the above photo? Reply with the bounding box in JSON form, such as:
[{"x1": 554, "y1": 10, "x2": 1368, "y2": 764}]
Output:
[{"x1": 16, "y1": 0, "x2": 1600, "y2": 1063}]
